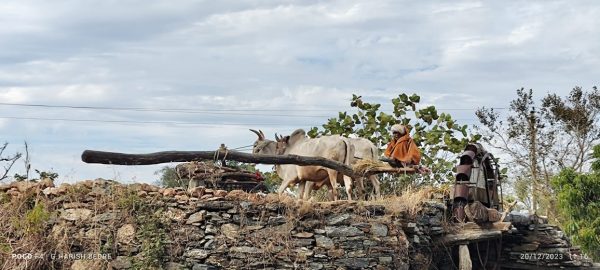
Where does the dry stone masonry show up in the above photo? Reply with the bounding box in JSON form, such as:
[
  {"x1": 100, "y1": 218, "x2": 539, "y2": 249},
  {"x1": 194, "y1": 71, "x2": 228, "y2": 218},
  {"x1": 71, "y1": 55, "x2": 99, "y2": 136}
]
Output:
[{"x1": 0, "y1": 179, "x2": 596, "y2": 269}]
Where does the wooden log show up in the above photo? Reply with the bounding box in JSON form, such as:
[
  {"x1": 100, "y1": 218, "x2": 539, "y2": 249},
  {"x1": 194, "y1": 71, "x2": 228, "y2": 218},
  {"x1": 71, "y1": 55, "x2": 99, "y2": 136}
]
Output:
[
  {"x1": 82, "y1": 149, "x2": 359, "y2": 179},
  {"x1": 459, "y1": 244, "x2": 472, "y2": 270}
]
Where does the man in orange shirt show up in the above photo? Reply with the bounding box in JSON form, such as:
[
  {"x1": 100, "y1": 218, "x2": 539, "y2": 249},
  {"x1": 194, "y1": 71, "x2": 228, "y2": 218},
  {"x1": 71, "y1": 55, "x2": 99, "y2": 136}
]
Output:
[{"x1": 381, "y1": 124, "x2": 421, "y2": 167}]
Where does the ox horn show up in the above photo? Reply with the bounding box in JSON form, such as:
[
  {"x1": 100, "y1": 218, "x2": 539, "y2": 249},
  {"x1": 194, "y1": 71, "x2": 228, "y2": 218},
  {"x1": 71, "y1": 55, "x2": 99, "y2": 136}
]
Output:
[{"x1": 249, "y1": 129, "x2": 264, "y2": 140}]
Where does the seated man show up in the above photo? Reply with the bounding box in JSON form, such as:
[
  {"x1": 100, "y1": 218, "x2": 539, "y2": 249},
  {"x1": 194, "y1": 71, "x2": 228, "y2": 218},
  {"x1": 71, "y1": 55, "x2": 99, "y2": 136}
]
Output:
[{"x1": 381, "y1": 124, "x2": 421, "y2": 167}]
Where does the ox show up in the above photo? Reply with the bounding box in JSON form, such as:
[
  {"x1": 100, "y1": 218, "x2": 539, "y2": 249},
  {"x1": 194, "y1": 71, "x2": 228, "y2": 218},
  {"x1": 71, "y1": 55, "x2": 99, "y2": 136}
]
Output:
[
  {"x1": 251, "y1": 129, "x2": 355, "y2": 200},
  {"x1": 303, "y1": 137, "x2": 381, "y2": 200}
]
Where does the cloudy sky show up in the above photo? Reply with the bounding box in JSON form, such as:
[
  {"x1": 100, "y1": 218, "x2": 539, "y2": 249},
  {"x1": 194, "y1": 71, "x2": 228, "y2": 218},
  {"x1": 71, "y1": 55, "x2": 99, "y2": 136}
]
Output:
[{"x1": 0, "y1": 0, "x2": 598, "y2": 184}]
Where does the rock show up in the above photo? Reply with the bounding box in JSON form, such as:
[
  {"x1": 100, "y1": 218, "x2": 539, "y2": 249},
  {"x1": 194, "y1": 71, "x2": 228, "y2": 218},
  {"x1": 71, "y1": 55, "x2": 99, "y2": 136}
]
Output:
[
  {"x1": 186, "y1": 211, "x2": 206, "y2": 224},
  {"x1": 292, "y1": 238, "x2": 315, "y2": 247},
  {"x1": 61, "y1": 208, "x2": 92, "y2": 221},
  {"x1": 512, "y1": 243, "x2": 539, "y2": 252},
  {"x1": 42, "y1": 187, "x2": 61, "y2": 196},
  {"x1": 117, "y1": 224, "x2": 136, "y2": 244},
  {"x1": 268, "y1": 216, "x2": 286, "y2": 225},
  {"x1": 175, "y1": 194, "x2": 189, "y2": 202},
  {"x1": 205, "y1": 224, "x2": 218, "y2": 235},
  {"x1": 70, "y1": 260, "x2": 103, "y2": 270},
  {"x1": 93, "y1": 212, "x2": 118, "y2": 223},
  {"x1": 371, "y1": 223, "x2": 388, "y2": 237},
  {"x1": 327, "y1": 213, "x2": 352, "y2": 225},
  {"x1": 308, "y1": 263, "x2": 324, "y2": 270},
  {"x1": 192, "y1": 264, "x2": 218, "y2": 270},
  {"x1": 327, "y1": 249, "x2": 345, "y2": 258},
  {"x1": 165, "y1": 262, "x2": 187, "y2": 270},
  {"x1": 231, "y1": 246, "x2": 263, "y2": 254},
  {"x1": 336, "y1": 258, "x2": 371, "y2": 270},
  {"x1": 12, "y1": 181, "x2": 38, "y2": 193},
  {"x1": 185, "y1": 249, "x2": 209, "y2": 260},
  {"x1": 315, "y1": 235, "x2": 335, "y2": 249},
  {"x1": 378, "y1": 257, "x2": 393, "y2": 264},
  {"x1": 294, "y1": 232, "x2": 314, "y2": 238},
  {"x1": 63, "y1": 202, "x2": 89, "y2": 209},
  {"x1": 197, "y1": 201, "x2": 235, "y2": 211},
  {"x1": 165, "y1": 207, "x2": 186, "y2": 222},
  {"x1": 109, "y1": 256, "x2": 132, "y2": 269},
  {"x1": 325, "y1": 226, "x2": 364, "y2": 237},
  {"x1": 189, "y1": 187, "x2": 205, "y2": 197},
  {"x1": 214, "y1": 190, "x2": 227, "y2": 197},
  {"x1": 221, "y1": 223, "x2": 239, "y2": 239},
  {"x1": 163, "y1": 188, "x2": 176, "y2": 196}
]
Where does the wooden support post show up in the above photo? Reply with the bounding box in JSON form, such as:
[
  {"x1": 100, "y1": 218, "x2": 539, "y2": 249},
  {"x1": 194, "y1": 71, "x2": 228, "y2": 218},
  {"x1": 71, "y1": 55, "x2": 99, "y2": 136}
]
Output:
[{"x1": 459, "y1": 244, "x2": 472, "y2": 270}]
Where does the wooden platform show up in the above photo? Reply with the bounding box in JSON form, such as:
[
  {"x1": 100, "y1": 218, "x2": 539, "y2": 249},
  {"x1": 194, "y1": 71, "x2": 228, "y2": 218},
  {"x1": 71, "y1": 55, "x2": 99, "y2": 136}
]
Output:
[{"x1": 439, "y1": 221, "x2": 512, "y2": 245}]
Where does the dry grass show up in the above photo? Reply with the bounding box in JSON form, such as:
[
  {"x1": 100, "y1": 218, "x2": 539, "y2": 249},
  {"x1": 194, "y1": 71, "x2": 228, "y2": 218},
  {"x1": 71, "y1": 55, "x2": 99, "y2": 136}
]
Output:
[
  {"x1": 361, "y1": 186, "x2": 447, "y2": 218},
  {"x1": 352, "y1": 159, "x2": 387, "y2": 175}
]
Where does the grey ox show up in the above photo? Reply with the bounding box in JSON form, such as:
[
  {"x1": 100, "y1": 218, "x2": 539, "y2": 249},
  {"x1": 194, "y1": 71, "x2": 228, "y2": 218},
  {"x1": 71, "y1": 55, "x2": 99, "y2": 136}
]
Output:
[{"x1": 250, "y1": 129, "x2": 356, "y2": 200}]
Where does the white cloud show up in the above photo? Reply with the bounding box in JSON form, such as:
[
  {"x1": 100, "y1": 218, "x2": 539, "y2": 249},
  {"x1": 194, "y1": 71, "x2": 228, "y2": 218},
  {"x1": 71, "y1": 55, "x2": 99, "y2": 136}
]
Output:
[{"x1": 0, "y1": 0, "x2": 598, "y2": 184}]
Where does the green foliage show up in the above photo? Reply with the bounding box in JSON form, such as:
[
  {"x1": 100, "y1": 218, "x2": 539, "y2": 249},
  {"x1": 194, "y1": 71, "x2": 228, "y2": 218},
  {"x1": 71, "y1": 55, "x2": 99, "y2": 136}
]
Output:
[
  {"x1": 261, "y1": 170, "x2": 283, "y2": 192},
  {"x1": 134, "y1": 214, "x2": 167, "y2": 269},
  {"x1": 154, "y1": 166, "x2": 187, "y2": 188},
  {"x1": 24, "y1": 201, "x2": 51, "y2": 234},
  {"x1": 309, "y1": 93, "x2": 480, "y2": 190},
  {"x1": 551, "y1": 145, "x2": 600, "y2": 260}
]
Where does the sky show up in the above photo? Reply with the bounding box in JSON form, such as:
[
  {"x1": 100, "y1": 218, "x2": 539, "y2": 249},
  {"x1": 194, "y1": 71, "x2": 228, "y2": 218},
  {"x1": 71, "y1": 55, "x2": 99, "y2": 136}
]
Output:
[{"x1": 0, "y1": 0, "x2": 598, "y2": 185}]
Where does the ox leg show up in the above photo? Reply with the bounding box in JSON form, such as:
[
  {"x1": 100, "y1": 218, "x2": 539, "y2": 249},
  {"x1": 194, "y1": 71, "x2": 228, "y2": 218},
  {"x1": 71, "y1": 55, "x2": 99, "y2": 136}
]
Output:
[
  {"x1": 343, "y1": 175, "x2": 353, "y2": 201},
  {"x1": 298, "y1": 181, "x2": 307, "y2": 201},
  {"x1": 370, "y1": 175, "x2": 381, "y2": 200},
  {"x1": 277, "y1": 178, "x2": 294, "y2": 195},
  {"x1": 302, "y1": 181, "x2": 314, "y2": 201},
  {"x1": 326, "y1": 170, "x2": 339, "y2": 201},
  {"x1": 357, "y1": 176, "x2": 366, "y2": 200}
]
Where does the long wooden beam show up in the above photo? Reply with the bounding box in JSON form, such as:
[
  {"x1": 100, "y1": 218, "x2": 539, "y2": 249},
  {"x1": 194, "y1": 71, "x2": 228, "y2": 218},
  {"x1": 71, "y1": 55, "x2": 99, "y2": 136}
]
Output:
[{"x1": 81, "y1": 149, "x2": 359, "y2": 178}]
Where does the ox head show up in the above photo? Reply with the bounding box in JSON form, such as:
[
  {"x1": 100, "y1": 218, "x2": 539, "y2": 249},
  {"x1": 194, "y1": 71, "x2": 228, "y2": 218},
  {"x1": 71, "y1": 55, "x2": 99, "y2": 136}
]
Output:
[
  {"x1": 250, "y1": 129, "x2": 277, "y2": 154},
  {"x1": 275, "y1": 133, "x2": 290, "y2": 155},
  {"x1": 274, "y1": 129, "x2": 306, "y2": 155}
]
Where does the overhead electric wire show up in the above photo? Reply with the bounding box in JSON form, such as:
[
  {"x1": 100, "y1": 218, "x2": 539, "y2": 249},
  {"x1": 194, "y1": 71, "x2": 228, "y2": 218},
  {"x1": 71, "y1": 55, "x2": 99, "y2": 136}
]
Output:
[
  {"x1": 0, "y1": 116, "x2": 324, "y2": 127},
  {"x1": 0, "y1": 102, "x2": 508, "y2": 114}
]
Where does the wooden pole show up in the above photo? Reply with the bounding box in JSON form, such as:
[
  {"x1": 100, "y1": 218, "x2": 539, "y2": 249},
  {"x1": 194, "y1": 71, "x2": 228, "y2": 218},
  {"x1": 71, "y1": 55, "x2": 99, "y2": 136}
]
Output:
[
  {"x1": 459, "y1": 245, "x2": 472, "y2": 270},
  {"x1": 82, "y1": 149, "x2": 359, "y2": 179}
]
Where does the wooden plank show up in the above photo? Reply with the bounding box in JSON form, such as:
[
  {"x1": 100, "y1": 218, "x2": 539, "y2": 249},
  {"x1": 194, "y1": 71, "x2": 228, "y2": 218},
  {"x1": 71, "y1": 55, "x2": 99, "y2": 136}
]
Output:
[{"x1": 438, "y1": 222, "x2": 511, "y2": 245}]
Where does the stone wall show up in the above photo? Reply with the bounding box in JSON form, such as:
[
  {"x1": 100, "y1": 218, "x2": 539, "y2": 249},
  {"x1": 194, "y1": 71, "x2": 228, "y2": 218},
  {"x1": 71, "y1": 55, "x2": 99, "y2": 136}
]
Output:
[{"x1": 0, "y1": 179, "x2": 597, "y2": 270}]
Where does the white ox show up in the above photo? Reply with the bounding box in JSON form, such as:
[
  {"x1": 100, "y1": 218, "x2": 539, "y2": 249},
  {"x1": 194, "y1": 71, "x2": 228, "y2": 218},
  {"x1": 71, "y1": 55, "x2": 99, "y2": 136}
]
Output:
[
  {"x1": 251, "y1": 129, "x2": 355, "y2": 200},
  {"x1": 303, "y1": 137, "x2": 381, "y2": 200}
]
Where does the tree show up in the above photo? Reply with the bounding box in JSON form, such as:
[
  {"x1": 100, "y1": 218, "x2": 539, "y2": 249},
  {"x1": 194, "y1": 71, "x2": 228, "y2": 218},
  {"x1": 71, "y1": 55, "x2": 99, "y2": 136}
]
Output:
[
  {"x1": 0, "y1": 142, "x2": 21, "y2": 182},
  {"x1": 154, "y1": 166, "x2": 185, "y2": 188},
  {"x1": 551, "y1": 144, "x2": 600, "y2": 260},
  {"x1": 477, "y1": 87, "x2": 600, "y2": 217},
  {"x1": 309, "y1": 93, "x2": 480, "y2": 192},
  {"x1": 476, "y1": 88, "x2": 556, "y2": 214},
  {"x1": 541, "y1": 86, "x2": 600, "y2": 172}
]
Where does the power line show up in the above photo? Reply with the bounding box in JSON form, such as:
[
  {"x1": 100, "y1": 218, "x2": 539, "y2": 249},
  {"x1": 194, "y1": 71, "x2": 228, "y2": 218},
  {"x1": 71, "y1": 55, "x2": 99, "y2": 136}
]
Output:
[
  {"x1": 0, "y1": 116, "x2": 322, "y2": 127},
  {"x1": 0, "y1": 102, "x2": 507, "y2": 115}
]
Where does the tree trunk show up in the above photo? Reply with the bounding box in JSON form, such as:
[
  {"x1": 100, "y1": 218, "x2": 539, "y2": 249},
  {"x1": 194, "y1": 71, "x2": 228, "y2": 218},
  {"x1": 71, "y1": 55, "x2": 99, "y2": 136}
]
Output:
[{"x1": 82, "y1": 149, "x2": 361, "y2": 178}]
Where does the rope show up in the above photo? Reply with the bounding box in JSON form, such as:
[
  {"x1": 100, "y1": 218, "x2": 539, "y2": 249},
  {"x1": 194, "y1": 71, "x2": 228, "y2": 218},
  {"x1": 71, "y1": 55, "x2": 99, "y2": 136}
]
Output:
[{"x1": 231, "y1": 144, "x2": 254, "y2": 150}]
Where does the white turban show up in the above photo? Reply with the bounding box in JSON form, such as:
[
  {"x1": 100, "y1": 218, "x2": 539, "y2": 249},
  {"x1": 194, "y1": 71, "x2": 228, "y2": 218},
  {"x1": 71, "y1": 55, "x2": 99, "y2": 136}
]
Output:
[{"x1": 391, "y1": 124, "x2": 406, "y2": 135}]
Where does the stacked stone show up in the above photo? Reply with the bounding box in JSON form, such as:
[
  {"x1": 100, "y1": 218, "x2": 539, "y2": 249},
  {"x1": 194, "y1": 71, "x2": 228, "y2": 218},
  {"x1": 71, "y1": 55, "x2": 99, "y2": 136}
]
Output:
[
  {"x1": 171, "y1": 200, "x2": 413, "y2": 270},
  {"x1": 502, "y1": 213, "x2": 596, "y2": 269}
]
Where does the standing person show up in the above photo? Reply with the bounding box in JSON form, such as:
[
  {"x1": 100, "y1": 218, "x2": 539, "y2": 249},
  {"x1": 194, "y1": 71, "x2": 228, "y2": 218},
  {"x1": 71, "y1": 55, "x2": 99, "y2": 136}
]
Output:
[{"x1": 381, "y1": 124, "x2": 421, "y2": 167}]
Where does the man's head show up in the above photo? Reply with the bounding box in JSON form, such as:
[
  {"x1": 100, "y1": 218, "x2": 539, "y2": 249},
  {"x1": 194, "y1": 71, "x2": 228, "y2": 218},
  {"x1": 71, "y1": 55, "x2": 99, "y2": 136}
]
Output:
[{"x1": 391, "y1": 124, "x2": 406, "y2": 139}]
